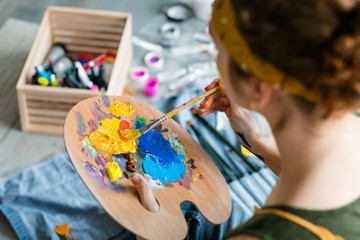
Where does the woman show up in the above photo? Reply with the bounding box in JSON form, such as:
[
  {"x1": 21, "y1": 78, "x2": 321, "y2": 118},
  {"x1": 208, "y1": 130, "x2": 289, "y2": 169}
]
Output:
[{"x1": 130, "y1": 0, "x2": 360, "y2": 238}]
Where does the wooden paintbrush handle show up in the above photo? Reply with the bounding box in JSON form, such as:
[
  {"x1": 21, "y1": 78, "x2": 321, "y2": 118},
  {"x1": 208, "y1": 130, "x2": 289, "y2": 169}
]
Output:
[{"x1": 165, "y1": 85, "x2": 220, "y2": 119}]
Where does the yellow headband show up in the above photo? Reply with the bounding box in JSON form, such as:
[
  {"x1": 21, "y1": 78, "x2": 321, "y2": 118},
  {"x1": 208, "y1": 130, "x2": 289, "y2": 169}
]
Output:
[{"x1": 212, "y1": 0, "x2": 320, "y2": 102}]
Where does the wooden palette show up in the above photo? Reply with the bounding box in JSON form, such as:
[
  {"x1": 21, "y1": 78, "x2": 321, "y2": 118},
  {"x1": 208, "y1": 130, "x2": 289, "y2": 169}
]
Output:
[{"x1": 64, "y1": 95, "x2": 231, "y2": 240}]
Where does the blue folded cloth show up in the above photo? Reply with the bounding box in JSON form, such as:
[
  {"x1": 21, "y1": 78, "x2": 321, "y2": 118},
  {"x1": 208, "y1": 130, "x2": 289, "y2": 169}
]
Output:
[{"x1": 0, "y1": 153, "x2": 134, "y2": 240}]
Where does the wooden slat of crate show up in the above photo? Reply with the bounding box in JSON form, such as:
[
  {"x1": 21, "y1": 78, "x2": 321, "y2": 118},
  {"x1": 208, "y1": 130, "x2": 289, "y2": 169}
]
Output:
[
  {"x1": 29, "y1": 116, "x2": 65, "y2": 125},
  {"x1": 27, "y1": 99, "x2": 76, "y2": 110},
  {"x1": 53, "y1": 29, "x2": 122, "y2": 41},
  {"x1": 28, "y1": 108, "x2": 70, "y2": 118},
  {"x1": 48, "y1": 7, "x2": 130, "y2": 21},
  {"x1": 51, "y1": 16, "x2": 126, "y2": 27}
]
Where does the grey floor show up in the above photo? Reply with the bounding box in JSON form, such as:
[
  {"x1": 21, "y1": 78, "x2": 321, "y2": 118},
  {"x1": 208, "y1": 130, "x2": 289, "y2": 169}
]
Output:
[{"x1": 0, "y1": 0, "x2": 177, "y2": 239}]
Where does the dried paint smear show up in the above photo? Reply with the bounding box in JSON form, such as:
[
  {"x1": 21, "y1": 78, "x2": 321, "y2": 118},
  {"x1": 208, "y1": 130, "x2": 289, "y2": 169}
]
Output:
[{"x1": 76, "y1": 97, "x2": 202, "y2": 193}]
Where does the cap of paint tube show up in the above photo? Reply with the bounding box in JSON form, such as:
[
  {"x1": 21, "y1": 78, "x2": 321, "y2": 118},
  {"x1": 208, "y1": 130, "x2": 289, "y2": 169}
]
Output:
[
  {"x1": 91, "y1": 84, "x2": 99, "y2": 91},
  {"x1": 129, "y1": 66, "x2": 149, "y2": 83},
  {"x1": 144, "y1": 77, "x2": 159, "y2": 97},
  {"x1": 160, "y1": 23, "x2": 180, "y2": 47},
  {"x1": 144, "y1": 52, "x2": 164, "y2": 71},
  {"x1": 75, "y1": 61, "x2": 93, "y2": 88}
]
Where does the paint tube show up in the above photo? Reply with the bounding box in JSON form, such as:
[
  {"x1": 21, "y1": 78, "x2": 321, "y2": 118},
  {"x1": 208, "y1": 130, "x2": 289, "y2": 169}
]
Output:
[
  {"x1": 64, "y1": 69, "x2": 83, "y2": 88},
  {"x1": 83, "y1": 53, "x2": 106, "y2": 71},
  {"x1": 167, "y1": 71, "x2": 197, "y2": 91},
  {"x1": 42, "y1": 44, "x2": 67, "y2": 70},
  {"x1": 75, "y1": 61, "x2": 93, "y2": 89},
  {"x1": 193, "y1": 32, "x2": 212, "y2": 43},
  {"x1": 161, "y1": 61, "x2": 218, "y2": 90},
  {"x1": 169, "y1": 43, "x2": 217, "y2": 57},
  {"x1": 52, "y1": 56, "x2": 73, "y2": 81},
  {"x1": 35, "y1": 66, "x2": 50, "y2": 81},
  {"x1": 50, "y1": 74, "x2": 58, "y2": 87},
  {"x1": 132, "y1": 36, "x2": 163, "y2": 52},
  {"x1": 157, "y1": 67, "x2": 188, "y2": 83}
]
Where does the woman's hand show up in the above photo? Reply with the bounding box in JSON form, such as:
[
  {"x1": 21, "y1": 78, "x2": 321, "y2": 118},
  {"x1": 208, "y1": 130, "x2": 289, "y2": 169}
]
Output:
[
  {"x1": 130, "y1": 173, "x2": 159, "y2": 212},
  {"x1": 196, "y1": 79, "x2": 281, "y2": 175},
  {"x1": 129, "y1": 174, "x2": 158, "y2": 240}
]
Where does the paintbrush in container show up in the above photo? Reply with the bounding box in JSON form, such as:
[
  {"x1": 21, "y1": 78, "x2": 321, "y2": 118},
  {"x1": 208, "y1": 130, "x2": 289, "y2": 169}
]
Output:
[{"x1": 121, "y1": 86, "x2": 220, "y2": 140}]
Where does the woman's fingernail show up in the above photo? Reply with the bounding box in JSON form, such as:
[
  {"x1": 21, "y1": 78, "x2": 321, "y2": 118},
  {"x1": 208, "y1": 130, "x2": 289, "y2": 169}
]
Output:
[{"x1": 130, "y1": 174, "x2": 141, "y2": 184}]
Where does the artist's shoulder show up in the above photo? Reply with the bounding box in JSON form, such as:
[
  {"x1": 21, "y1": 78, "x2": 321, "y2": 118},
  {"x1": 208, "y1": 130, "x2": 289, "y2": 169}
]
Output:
[{"x1": 227, "y1": 235, "x2": 262, "y2": 240}]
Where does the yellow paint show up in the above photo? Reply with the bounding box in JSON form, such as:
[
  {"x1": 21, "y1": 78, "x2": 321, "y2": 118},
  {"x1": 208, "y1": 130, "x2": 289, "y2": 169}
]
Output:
[
  {"x1": 193, "y1": 173, "x2": 202, "y2": 182},
  {"x1": 89, "y1": 118, "x2": 137, "y2": 159},
  {"x1": 241, "y1": 145, "x2": 253, "y2": 156},
  {"x1": 107, "y1": 161, "x2": 122, "y2": 181},
  {"x1": 218, "y1": 81, "x2": 226, "y2": 95},
  {"x1": 108, "y1": 101, "x2": 135, "y2": 116},
  {"x1": 120, "y1": 129, "x2": 141, "y2": 140}
]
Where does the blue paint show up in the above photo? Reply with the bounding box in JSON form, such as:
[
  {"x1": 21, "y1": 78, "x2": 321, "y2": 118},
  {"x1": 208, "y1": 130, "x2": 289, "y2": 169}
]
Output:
[
  {"x1": 138, "y1": 130, "x2": 184, "y2": 165},
  {"x1": 142, "y1": 153, "x2": 186, "y2": 185},
  {"x1": 236, "y1": 132, "x2": 251, "y2": 149},
  {"x1": 134, "y1": 119, "x2": 187, "y2": 185}
]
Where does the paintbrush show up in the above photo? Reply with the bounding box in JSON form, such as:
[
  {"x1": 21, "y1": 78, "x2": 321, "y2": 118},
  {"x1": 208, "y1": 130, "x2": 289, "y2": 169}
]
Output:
[{"x1": 122, "y1": 86, "x2": 220, "y2": 140}]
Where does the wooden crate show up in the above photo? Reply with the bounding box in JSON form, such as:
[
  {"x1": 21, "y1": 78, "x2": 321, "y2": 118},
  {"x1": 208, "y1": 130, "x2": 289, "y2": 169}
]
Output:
[{"x1": 16, "y1": 6, "x2": 133, "y2": 135}]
